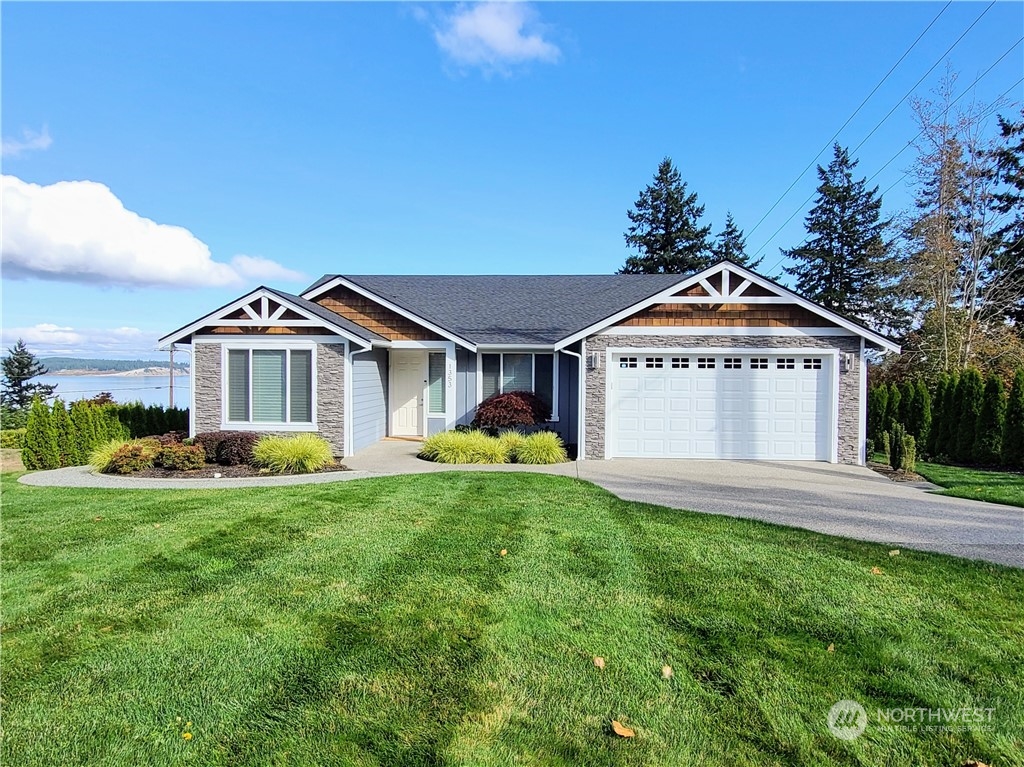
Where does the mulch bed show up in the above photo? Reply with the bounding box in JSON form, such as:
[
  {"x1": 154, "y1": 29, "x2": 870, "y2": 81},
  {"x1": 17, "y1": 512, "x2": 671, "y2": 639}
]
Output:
[
  {"x1": 867, "y1": 460, "x2": 926, "y2": 483},
  {"x1": 131, "y1": 463, "x2": 350, "y2": 479}
]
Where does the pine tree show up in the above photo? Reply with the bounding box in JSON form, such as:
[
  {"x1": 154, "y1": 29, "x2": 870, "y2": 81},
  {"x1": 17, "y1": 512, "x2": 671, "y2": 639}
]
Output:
[
  {"x1": 23, "y1": 397, "x2": 60, "y2": 470},
  {"x1": 986, "y1": 110, "x2": 1024, "y2": 324},
  {"x1": 1002, "y1": 368, "x2": 1024, "y2": 469},
  {"x1": 51, "y1": 399, "x2": 80, "y2": 468},
  {"x1": 954, "y1": 368, "x2": 985, "y2": 463},
  {"x1": 973, "y1": 374, "x2": 1006, "y2": 466},
  {"x1": 1, "y1": 339, "x2": 56, "y2": 412},
  {"x1": 781, "y1": 144, "x2": 899, "y2": 330},
  {"x1": 620, "y1": 157, "x2": 713, "y2": 274},
  {"x1": 711, "y1": 212, "x2": 762, "y2": 268},
  {"x1": 868, "y1": 384, "x2": 888, "y2": 440}
]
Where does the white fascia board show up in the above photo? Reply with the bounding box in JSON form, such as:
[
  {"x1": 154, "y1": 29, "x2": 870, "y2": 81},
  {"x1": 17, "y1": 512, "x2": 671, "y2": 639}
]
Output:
[
  {"x1": 555, "y1": 261, "x2": 900, "y2": 354},
  {"x1": 159, "y1": 287, "x2": 373, "y2": 351},
  {"x1": 300, "y1": 276, "x2": 477, "y2": 352},
  {"x1": 597, "y1": 326, "x2": 858, "y2": 337}
]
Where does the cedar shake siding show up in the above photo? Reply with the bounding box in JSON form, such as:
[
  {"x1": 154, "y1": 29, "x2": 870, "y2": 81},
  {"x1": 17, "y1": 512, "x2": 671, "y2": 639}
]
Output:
[
  {"x1": 314, "y1": 286, "x2": 443, "y2": 342},
  {"x1": 584, "y1": 334, "x2": 862, "y2": 464},
  {"x1": 620, "y1": 303, "x2": 837, "y2": 328}
]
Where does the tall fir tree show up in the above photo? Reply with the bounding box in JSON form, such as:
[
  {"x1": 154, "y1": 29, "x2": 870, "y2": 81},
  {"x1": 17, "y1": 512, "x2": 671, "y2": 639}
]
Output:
[
  {"x1": 23, "y1": 397, "x2": 61, "y2": 471},
  {"x1": 620, "y1": 157, "x2": 713, "y2": 274},
  {"x1": 954, "y1": 368, "x2": 985, "y2": 463},
  {"x1": 1, "y1": 339, "x2": 56, "y2": 412},
  {"x1": 710, "y1": 212, "x2": 762, "y2": 268},
  {"x1": 1002, "y1": 368, "x2": 1024, "y2": 469},
  {"x1": 781, "y1": 144, "x2": 899, "y2": 330},
  {"x1": 986, "y1": 110, "x2": 1024, "y2": 324},
  {"x1": 973, "y1": 374, "x2": 1006, "y2": 466}
]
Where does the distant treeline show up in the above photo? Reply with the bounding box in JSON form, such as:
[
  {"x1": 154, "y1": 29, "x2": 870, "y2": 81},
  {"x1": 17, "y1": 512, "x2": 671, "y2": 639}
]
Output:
[{"x1": 40, "y1": 357, "x2": 190, "y2": 373}]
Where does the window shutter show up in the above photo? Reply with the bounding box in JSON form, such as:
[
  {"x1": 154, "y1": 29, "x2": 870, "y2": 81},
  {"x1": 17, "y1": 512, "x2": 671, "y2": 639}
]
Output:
[
  {"x1": 481, "y1": 354, "x2": 500, "y2": 400},
  {"x1": 427, "y1": 353, "x2": 446, "y2": 414},
  {"x1": 502, "y1": 353, "x2": 532, "y2": 392},
  {"x1": 289, "y1": 350, "x2": 313, "y2": 422},
  {"x1": 227, "y1": 350, "x2": 250, "y2": 422},
  {"x1": 251, "y1": 350, "x2": 286, "y2": 422}
]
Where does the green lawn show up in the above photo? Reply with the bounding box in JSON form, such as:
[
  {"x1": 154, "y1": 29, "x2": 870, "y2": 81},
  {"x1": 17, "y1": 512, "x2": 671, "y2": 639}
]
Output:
[
  {"x1": 2, "y1": 472, "x2": 1022, "y2": 766},
  {"x1": 916, "y1": 462, "x2": 1024, "y2": 508}
]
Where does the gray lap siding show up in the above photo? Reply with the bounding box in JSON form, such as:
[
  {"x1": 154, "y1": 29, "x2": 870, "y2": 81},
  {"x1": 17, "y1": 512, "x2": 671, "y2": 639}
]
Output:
[
  {"x1": 584, "y1": 334, "x2": 862, "y2": 464},
  {"x1": 350, "y1": 348, "x2": 388, "y2": 453}
]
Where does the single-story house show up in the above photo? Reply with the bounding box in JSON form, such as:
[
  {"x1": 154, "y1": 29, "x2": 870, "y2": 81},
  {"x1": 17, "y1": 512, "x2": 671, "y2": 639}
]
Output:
[{"x1": 158, "y1": 259, "x2": 899, "y2": 464}]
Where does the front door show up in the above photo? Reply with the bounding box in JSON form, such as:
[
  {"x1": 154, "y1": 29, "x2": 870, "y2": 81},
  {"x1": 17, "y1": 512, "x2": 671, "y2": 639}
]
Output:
[{"x1": 391, "y1": 350, "x2": 426, "y2": 437}]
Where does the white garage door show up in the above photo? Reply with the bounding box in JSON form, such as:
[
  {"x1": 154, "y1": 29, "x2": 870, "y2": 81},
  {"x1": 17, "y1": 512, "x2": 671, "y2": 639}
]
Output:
[{"x1": 610, "y1": 352, "x2": 833, "y2": 460}]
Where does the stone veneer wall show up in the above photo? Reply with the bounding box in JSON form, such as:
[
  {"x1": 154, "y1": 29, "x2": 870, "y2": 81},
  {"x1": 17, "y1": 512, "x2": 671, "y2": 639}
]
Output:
[
  {"x1": 583, "y1": 334, "x2": 862, "y2": 464},
  {"x1": 191, "y1": 340, "x2": 347, "y2": 455}
]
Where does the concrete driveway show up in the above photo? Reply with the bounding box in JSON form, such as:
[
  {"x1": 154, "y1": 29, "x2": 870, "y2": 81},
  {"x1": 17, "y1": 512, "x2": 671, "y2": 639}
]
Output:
[
  {"x1": 347, "y1": 441, "x2": 1023, "y2": 568},
  {"x1": 573, "y1": 459, "x2": 1023, "y2": 568}
]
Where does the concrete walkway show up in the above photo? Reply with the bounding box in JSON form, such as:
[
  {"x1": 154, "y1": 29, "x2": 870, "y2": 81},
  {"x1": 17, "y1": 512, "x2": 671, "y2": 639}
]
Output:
[{"x1": 18, "y1": 439, "x2": 1023, "y2": 567}]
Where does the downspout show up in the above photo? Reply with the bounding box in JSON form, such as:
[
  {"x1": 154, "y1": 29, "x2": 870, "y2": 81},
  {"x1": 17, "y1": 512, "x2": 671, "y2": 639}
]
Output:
[
  {"x1": 559, "y1": 346, "x2": 586, "y2": 461},
  {"x1": 345, "y1": 343, "x2": 375, "y2": 458}
]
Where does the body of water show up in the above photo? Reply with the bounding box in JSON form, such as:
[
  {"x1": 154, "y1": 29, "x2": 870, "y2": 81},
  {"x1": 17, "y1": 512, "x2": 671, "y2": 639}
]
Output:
[{"x1": 33, "y1": 375, "x2": 191, "y2": 409}]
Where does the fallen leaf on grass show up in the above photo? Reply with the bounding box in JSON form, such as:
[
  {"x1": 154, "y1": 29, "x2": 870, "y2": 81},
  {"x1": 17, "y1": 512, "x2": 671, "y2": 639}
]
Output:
[
  {"x1": 93, "y1": 516, "x2": 103, "y2": 522},
  {"x1": 611, "y1": 720, "x2": 635, "y2": 738},
  {"x1": 888, "y1": 549, "x2": 899, "y2": 556},
  {"x1": 593, "y1": 656, "x2": 605, "y2": 670},
  {"x1": 962, "y1": 761, "x2": 990, "y2": 767},
  {"x1": 100, "y1": 626, "x2": 113, "y2": 632},
  {"x1": 499, "y1": 549, "x2": 507, "y2": 557},
  {"x1": 827, "y1": 643, "x2": 835, "y2": 653},
  {"x1": 870, "y1": 567, "x2": 883, "y2": 575},
  {"x1": 154, "y1": 523, "x2": 161, "y2": 528},
  {"x1": 661, "y1": 665, "x2": 673, "y2": 679}
]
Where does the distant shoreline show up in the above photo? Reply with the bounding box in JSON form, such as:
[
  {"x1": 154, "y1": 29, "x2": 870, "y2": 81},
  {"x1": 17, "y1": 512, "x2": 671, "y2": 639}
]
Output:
[{"x1": 48, "y1": 368, "x2": 190, "y2": 377}]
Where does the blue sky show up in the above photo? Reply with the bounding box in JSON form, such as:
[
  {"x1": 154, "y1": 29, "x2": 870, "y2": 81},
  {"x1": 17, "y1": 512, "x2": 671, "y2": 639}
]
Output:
[{"x1": 2, "y1": 1, "x2": 1021, "y2": 358}]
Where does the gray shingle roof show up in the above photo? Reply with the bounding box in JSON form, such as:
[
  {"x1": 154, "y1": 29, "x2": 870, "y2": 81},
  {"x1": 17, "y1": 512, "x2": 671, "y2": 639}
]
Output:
[{"x1": 306, "y1": 275, "x2": 688, "y2": 345}]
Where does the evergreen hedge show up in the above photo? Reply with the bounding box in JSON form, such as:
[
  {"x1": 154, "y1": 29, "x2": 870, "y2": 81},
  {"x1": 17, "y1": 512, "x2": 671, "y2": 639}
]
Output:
[
  {"x1": 1003, "y1": 369, "x2": 1024, "y2": 469},
  {"x1": 23, "y1": 398, "x2": 60, "y2": 470}
]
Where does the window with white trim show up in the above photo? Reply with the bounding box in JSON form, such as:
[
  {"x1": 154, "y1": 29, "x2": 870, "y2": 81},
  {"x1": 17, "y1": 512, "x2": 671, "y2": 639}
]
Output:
[
  {"x1": 803, "y1": 357, "x2": 823, "y2": 370},
  {"x1": 777, "y1": 358, "x2": 795, "y2": 370},
  {"x1": 750, "y1": 358, "x2": 769, "y2": 369},
  {"x1": 481, "y1": 353, "x2": 554, "y2": 411},
  {"x1": 427, "y1": 352, "x2": 446, "y2": 414},
  {"x1": 723, "y1": 357, "x2": 742, "y2": 369},
  {"x1": 645, "y1": 356, "x2": 664, "y2": 369},
  {"x1": 697, "y1": 357, "x2": 715, "y2": 369},
  {"x1": 227, "y1": 348, "x2": 313, "y2": 424}
]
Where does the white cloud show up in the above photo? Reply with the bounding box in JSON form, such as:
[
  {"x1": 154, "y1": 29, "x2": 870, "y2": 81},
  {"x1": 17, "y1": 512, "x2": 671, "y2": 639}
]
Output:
[
  {"x1": 1, "y1": 175, "x2": 306, "y2": 288},
  {"x1": 2, "y1": 324, "x2": 157, "y2": 357},
  {"x1": 1, "y1": 125, "x2": 52, "y2": 157},
  {"x1": 433, "y1": 3, "x2": 560, "y2": 73}
]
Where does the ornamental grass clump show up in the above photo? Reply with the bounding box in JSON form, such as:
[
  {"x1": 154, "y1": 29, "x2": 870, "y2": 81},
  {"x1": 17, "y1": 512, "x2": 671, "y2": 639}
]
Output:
[
  {"x1": 88, "y1": 438, "x2": 131, "y2": 472},
  {"x1": 497, "y1": 429, "x2": 527, "y2": 458},
  {"x1": 513, "y1": 431, "x2": 569, "y2": 464},
  {"x1": 252, "y1": 433, "x2": 334, "y2": 474},
  {"x1": 419, "y1": 430, "x2": 509, "y2": 464}
]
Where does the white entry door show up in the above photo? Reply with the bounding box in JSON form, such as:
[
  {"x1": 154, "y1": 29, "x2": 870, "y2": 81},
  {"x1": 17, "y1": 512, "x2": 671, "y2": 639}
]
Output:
[
  {"x1": 609, "y1": 352, "x2": 833, "y2": 460},
  {"x1": 391, "y1": 351, "x2": 426, "y2": 437}
]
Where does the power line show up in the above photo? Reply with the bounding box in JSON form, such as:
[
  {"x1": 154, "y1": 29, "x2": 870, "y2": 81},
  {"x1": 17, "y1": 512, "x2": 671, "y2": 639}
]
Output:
[
  {"x1": 747, "y1": 0, "x2": 998, "y2": 264},
  {"x1": 744, "y1": 0, "x2": 954, "y2": 242},
  {"x1": 754, "y1": 40, "x2": 1022, "y2": 279}
]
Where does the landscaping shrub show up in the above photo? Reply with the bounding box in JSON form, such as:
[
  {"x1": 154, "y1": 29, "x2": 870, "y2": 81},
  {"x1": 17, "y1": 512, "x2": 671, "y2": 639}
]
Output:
[
  {"x1": 104, "y1": 440, "x2": 160, "y2": 475},
  {"x1": 880, "y1": 431, "x2": 891, "y2": 462},
  {"x1": 927, "y1": 374, "x2": 949, "y2": 458},
  {"x1": 419, "y1": 430, "x2": 509, "y2": 464},
  {"x1": 23, "y1": 397, "x2": 60, "y2": 471},
  {"x1": 252, "y1": 433, "x2": 334, "y2": 474},
  {"x1": 1003, "y1": 368, "x2": 1024, "y2": 469},
  {"x1": 472, "y1": 391, "x2": 552, "y2": 430},
  {"x1": 51, "y1": 399, "x2": 82, "y2": 467},
  {"x1": 0, "y1": 428, "x2": 26, "y2": 450},
  {"x1": 216, "y1": 431, "x2": 261, "y2": 466},
  {"x1": 884, "y1": 383, "x2": 901, "y2": 431},
  {"x1": 514, "y1": 431, "x2": 569, "y2": 464},
  {"x1": 889, "y1": 422, "x2": 908, "y2": 473},
  {"x1": 88, "y1": 439, "x2": 130, "y2": 472},
  {"x1": 157, "y1": 443, "x2": 206, "y2": 471},
  {"x1": 938, "y1": 372, "x2": 961, "y2": 460},
  {"x1": 867, "y1": 384, "x2": 888, "y2": 440},
  {"x1": 194, "y1": 431, "x2": 235, "y2": 462},
  {"x1": 973, "y1": 374, "x2": 1006, "y2": 466},
  {"x1": 69, "y1": 400, "x2": 100, "y2": 460},
  {"x1": 497, "y1": 429, "x2": 527, "y2": 459},
  {"x1": 954, "y1": 369, "x2": 985, "y2": 464},
  {"x1": 0, "y1": 404, "x2": 29, "y2": 430},
  {"x1": 902, "y1": 434, "x2": 917, "y2": 474}
]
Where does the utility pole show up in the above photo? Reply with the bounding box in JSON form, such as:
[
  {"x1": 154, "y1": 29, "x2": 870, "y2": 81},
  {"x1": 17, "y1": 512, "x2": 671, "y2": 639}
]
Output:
[{"x1": 169, "y1": 345, "x2": 175, "y2": 409}]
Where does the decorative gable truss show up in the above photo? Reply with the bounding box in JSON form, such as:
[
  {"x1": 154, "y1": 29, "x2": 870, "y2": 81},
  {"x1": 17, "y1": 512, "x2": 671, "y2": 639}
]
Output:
[
  {"x1": 555, "y1": 261, "x2": 900, "y2": 352},
  {"x1": 158, "y1": 287, "x2": 373, "y2": 349}
]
